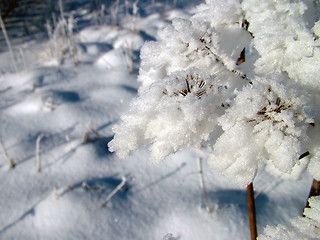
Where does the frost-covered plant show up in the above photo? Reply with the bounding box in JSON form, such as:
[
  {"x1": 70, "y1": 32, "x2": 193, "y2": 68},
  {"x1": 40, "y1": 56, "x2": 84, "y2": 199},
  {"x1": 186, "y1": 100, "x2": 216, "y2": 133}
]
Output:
[
  {"x1": 109, "y1": 0, "x2": 251, "y2": 163},
  {"x1": 237, "y1": 0, "x2": 320, "y2": 185},
  {"x1": 109, "y1": 0, "x2": 320, "y2": 189},
  {"x1": 209, "y1": 77, "x2": 314, "y2": 186},
  {"x1": 45, "y1": 14, "x2": 79, "y2": 66},
  {"x1": 109, "y1": 68, "x2": 238, "y2": 163},
  {"x1": 258, "y1": 196, "x2": 320, "y2": 240},
  {"x1": 242, "y1": 0, "x2": 320, "y2": 89}
]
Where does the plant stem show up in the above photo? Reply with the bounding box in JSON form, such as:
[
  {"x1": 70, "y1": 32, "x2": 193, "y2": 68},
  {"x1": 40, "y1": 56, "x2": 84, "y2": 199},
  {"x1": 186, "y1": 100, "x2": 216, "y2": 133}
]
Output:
[{"x1": 247, "y1": 182, "x2": 257, "y2": 240}]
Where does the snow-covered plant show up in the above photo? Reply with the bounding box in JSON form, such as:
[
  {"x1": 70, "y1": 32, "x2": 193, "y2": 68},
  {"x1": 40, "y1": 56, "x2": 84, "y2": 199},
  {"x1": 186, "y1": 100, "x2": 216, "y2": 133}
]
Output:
[
  {"x1": 109, "y1": 0, "x2": 320, "y2": 188},
  {"x1": 258, "y1": 196, "x2": 320, "y2": 240},
  {"x1": 209, "y1": 78, "x2": 314, "y2": 186}
]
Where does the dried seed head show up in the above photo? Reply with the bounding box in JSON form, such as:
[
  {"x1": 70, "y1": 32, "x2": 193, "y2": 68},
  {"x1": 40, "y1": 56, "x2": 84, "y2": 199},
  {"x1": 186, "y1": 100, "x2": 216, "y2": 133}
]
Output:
[{"x1": 172, "y1": 74, "x2": 213, "y2": 99}]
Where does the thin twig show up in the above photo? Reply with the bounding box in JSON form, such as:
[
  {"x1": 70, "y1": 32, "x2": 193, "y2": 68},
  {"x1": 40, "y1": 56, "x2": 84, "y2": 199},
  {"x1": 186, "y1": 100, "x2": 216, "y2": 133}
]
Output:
[
  {"x1": 198, "y1": 157, "x2": 212, "y2": 213},
  {"x1": 101, "y1": 176, "x2": 126, "y2": 207}
]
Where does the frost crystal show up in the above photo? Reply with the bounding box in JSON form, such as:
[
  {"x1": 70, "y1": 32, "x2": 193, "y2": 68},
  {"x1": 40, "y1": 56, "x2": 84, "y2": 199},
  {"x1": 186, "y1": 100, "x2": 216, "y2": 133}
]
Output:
[{"x1": 258, "y1": 196, "x2": 320, "y2": 240}]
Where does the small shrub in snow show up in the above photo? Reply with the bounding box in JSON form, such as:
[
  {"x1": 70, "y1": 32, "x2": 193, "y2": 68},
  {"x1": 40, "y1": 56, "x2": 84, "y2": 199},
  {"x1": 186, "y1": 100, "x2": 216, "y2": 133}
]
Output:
[
  {"x1": 258, "y1": 196, "x2": 320, "y2": 240},
  {"x1": 109, "y1": 0, "x2": 320, "y2": 188}
]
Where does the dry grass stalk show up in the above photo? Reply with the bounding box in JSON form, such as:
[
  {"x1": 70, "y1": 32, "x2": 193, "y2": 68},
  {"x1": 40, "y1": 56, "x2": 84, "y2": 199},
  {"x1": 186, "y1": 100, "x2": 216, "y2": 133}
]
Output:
[{"x1": 0, "y1": 136, "x2": 15, "y2": 168}]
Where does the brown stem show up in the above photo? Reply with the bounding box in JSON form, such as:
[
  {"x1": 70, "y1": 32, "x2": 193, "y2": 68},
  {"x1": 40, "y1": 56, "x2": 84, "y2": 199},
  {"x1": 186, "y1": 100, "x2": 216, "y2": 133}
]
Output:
[{"x1": 247, "y1": 182, "x2": 257, "y2": 240}]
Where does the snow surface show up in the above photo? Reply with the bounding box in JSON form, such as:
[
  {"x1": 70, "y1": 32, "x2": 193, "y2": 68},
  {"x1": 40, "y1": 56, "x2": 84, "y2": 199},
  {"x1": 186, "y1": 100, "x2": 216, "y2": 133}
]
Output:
[{"x1": 0, "y1": 0, "x2": 315, "y2": 239}]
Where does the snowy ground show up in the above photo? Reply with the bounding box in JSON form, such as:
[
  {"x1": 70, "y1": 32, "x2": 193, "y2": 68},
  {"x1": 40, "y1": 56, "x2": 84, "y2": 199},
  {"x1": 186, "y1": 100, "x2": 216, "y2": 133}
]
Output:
[{"x1": 0, "y1": 1, "x2": 314, "y2": 239}]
